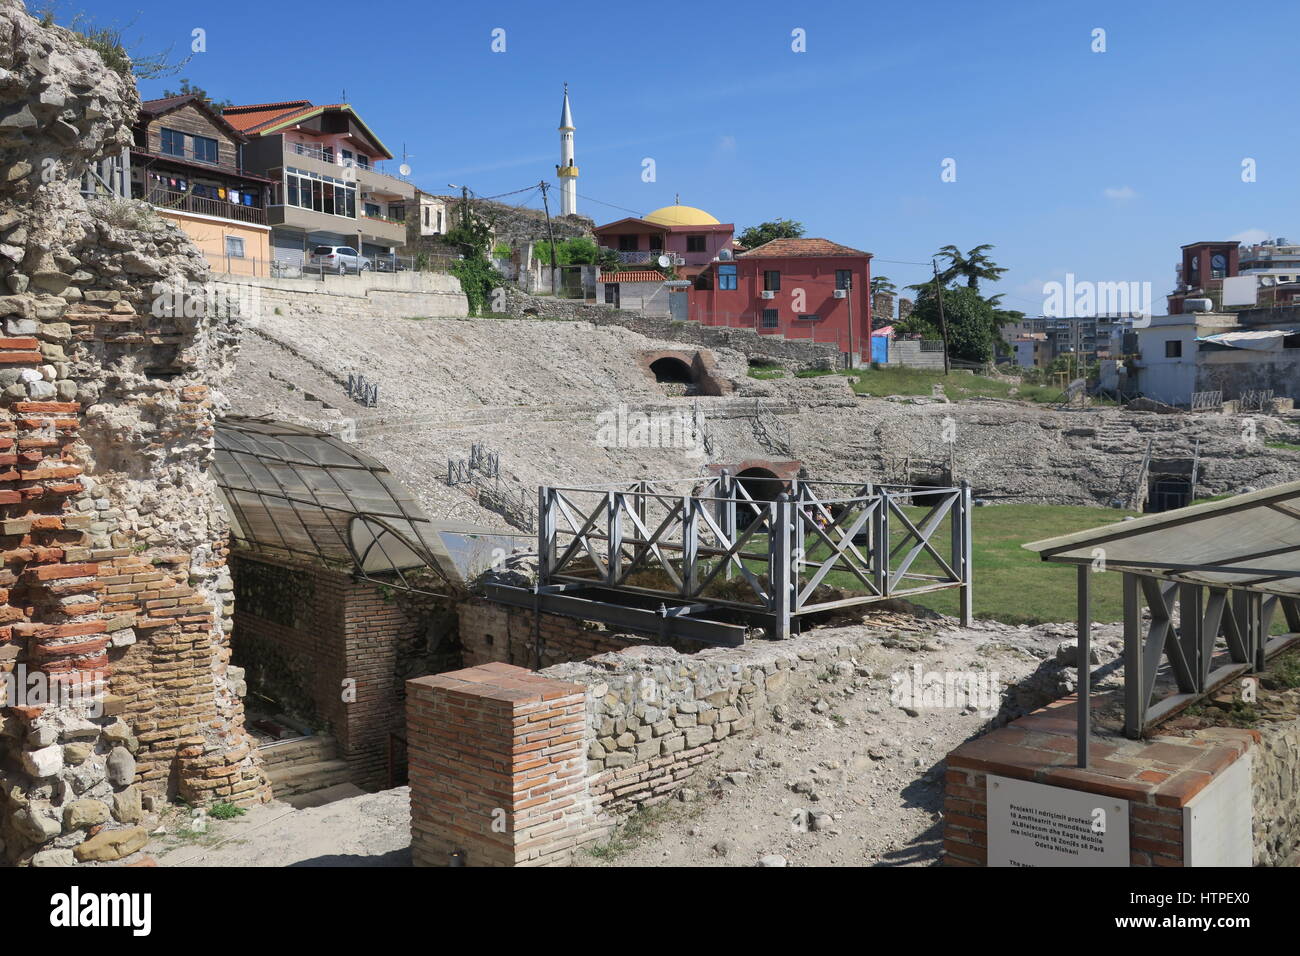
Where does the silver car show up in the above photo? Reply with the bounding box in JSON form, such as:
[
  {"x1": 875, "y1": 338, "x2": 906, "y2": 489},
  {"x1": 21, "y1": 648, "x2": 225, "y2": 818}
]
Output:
[{"x1": 308, "y1": 245, "x2": 372, "y2": 275}]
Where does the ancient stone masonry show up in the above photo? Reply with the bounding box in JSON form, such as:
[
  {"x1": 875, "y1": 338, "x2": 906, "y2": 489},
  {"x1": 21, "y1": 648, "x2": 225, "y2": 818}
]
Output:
[{"x1": 0, "y1": 1, "x2": 267, "y2": 865}]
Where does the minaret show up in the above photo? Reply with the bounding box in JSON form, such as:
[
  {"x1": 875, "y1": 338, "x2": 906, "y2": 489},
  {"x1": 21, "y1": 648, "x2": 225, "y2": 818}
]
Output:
[{"x1": 557, "y1": 83, "x2": 577, "y2": 217}]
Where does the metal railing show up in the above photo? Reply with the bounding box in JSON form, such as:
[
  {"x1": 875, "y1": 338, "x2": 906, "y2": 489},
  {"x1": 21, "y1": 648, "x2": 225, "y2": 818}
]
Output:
[
  {"x1": 145, "y1": 187, "x2": 268, "y2": 225},
  {"x1": 286, "y1": 140, "x2": 406, "y2": 179},
  {"x1": 192, "y1": 249, "x2": 444, "y2": 279},
  {"x1": 536, "y1": 475, "x2": 973, "y2": 640}
]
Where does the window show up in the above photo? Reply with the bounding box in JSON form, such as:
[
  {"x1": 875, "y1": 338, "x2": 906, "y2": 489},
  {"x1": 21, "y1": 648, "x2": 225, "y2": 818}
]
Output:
[
  {"x1": 224, "y1": 236, "x2": 245, "y2": 258},
  {"x1": 193, "y1": 135, "x2": 218, "y2": 164},
  {"x1": 648, "y1": 235, "x2": 664, "y2": 251},
  {"x1": 798, "y1": 314, "x2": 819, "y2": 321},
  {"x1": 389, "y1": 203, "x2": 405, "y2": 221},
  {"x1": 764, "y1": 270, "x2": 781, "y2": 292},
  {"x1": 423, "y1": 207, "x2": 430, "y2": 227},
  {"x1": 718, "y1": 264, "x2": 737, "y2": 290},
  {"x1": 618, "y1": 235, "x2": 639, "y2": 252},
  {"x1": 365, "y1": 202, "x2": 381, "y2": 218},
  {"x1": 285, "y1": 166, "x2": 357, "y2": 220},
  {"x1": 761, "y1": 308, "x2": 779, "y2": 328},
  {"x1": 1165, "y1": 340, "x2": 1182, "y2": 358},
  {"x1": 604, "y1": 284, "x2": 618, "y2": 304},
  {"x1": 686, "y1": 235, "x2": 707, "y2": 253},
  {"x1": 160, "y1": 128, "x2": 185, "y2": 157},
  {"x1": 836, "y1": 270, "x2": 853, "y2": 290}
]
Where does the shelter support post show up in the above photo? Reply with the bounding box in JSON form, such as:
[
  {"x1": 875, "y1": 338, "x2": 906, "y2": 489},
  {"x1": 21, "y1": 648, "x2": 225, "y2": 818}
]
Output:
[
  {"x1": 1076, "y1": 563, "x2": 1090, "y2": 768},
  {"x1": 1123, "y1": 571, "x2": 1142, "y2": 739}
]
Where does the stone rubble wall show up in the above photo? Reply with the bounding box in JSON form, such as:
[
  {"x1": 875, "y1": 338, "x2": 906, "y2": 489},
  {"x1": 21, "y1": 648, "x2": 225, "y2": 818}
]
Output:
[
  {"x1": 212, "y1": 271, "x2": 467, "y2": 324},
  {"x1": 1251, "y1": 716, "x2": 1300, "y2": 866},
  {"x1": 541, "y1": 630, "x2": 880, "y2": 813},
  {"x1": 0, "y1": 0, "x2": 267, "y2": 866},
  {"x1": 502, "y1": 286, "x2": 842, "y2": 370}
]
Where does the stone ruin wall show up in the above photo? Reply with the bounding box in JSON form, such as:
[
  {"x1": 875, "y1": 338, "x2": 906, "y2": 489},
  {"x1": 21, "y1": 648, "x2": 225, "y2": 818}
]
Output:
[{"x1": 0, "y1": 0, "x2": 267, "y2": 865}]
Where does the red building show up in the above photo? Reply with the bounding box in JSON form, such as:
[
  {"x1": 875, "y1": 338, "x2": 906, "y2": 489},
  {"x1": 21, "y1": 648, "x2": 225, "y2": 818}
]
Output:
[{"x1": 690, "y1": 238, "x2": 872, "y2": 361}]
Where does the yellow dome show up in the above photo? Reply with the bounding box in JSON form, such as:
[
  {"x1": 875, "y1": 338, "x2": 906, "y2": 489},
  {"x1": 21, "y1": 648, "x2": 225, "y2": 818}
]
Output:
[{"x1": 643, "y1": 204, "x2": 719, "y2": 227}]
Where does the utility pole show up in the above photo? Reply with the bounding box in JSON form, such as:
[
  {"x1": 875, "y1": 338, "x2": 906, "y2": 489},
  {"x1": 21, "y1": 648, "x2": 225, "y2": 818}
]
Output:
[
  {"x1": 932, "y1": 259, "x2": 952, "y2": 375},
  {"x1": 845, "y1": 274, "x2": 855, "y2": 370},
  {"x1": 539, "y1": 180, "x2": 559, "y2": 291}
]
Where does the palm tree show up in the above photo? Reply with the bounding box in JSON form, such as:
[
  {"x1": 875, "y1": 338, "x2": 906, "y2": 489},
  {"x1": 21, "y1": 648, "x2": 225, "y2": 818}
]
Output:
[
  {"x1": 935, "y1": 244, "x2": 1008, "y2": 292},
  {"x1": 870, "y1": 276, "x2": 896, "y2": 296}
]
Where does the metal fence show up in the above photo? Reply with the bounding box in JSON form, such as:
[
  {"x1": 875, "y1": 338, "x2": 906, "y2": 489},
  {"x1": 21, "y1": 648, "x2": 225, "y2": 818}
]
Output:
[
  {"x1": 532, "y1": 474, "x2": 973, "y2": 642},
  {"x1": 194, "y1": 249, "x2": 458, "y2": 279}
]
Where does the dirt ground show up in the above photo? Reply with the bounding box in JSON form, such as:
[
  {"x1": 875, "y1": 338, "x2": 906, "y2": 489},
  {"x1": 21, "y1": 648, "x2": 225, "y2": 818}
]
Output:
[{"x1": 578, "y1": 617, "x2": 1123, "y2": 867}]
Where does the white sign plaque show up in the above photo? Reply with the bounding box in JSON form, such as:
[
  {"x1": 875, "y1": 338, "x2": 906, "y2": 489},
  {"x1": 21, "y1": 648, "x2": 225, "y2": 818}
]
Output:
[
  {"x1": 986, "y1": 775, "x2": 1129, "y2": 867},
  {"x1": 1183, "y1": 753, "x2": 1251, "y2": 867}
]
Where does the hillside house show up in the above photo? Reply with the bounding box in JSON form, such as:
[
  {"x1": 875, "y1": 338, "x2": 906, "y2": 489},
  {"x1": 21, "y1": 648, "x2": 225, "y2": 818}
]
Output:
[{"x1": 130, "y1": 94, "x2": 275, "y2": 275}]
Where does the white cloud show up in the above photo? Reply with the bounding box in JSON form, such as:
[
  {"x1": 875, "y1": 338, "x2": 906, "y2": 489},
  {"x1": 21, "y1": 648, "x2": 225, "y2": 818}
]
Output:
[
  {"x1": 1229, "y1": 228, "x2": 1270, "y2": 245},
  {"x1": 1103, "y1": 186, "x2": 1137, "y2": 202}
]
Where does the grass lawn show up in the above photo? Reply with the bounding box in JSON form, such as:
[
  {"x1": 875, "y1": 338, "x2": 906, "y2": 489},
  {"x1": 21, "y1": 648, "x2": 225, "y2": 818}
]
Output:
[
  {"x1": 892, "y1": 503, "x2": 1136, "y2": 625},
  {"x1": 848, "y1": 366, "x2": 1063, "y2": 403}
]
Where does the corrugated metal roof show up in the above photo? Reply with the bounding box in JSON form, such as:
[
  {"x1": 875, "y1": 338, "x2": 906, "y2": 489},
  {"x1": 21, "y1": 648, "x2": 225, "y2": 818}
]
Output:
[{"x1": 1023, "y1": 480, "x2": 1300, "y2": 596}]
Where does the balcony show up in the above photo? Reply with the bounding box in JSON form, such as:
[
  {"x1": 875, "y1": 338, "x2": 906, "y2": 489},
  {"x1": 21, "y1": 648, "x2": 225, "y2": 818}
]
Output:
[
  {"x1": 601, "y1": 247, "x2": 675, "y2": 265},
  {"x1": 284, "y1": 140, "x2": 412, "y2": 195},
  {"x1": 146, "y1": 187, "x2": 267, "y2": 225}
]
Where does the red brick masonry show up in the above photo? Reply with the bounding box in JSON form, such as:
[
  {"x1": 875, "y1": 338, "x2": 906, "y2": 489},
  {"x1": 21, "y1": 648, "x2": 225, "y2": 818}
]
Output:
[
  {"x1": 406, "y1": 663, "x2": 604, "y2": 867},
  {"x1": 943, "y1": 696, "x2": 1257, "y2": 866}
]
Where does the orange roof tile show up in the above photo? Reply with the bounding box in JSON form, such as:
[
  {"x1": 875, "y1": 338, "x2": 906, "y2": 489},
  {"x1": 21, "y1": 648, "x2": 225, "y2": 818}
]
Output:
[{"x1": 739, "y1": 238, "x2": 871, "y2": 258}]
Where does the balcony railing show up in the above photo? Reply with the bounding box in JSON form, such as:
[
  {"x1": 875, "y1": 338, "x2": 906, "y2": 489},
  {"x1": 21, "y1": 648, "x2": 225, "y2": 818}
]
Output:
[
  {"x1": 601, "y1": 247, "x2": 667, "y2": 265},
  {"x1": 146, "y1": 187, "x2": 267, "y2": 225},
  {"x1": 286, "y1": 140, "x2": 405, "y2": 179}
]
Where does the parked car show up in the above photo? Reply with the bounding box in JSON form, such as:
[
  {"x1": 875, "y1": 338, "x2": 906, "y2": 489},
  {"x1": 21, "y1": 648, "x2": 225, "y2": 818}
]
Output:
[{"x1": 308, "y1": 246, "x2": 371, "y2": 275}]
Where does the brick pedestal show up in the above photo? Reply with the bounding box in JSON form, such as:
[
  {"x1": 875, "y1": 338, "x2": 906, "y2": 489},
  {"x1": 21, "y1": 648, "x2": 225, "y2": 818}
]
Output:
[
  {"x1": 406, "y1": 663, "x2": 601, "y2": 867},
  {"x1": 943, "y1": 696, "x2": 1256, "y2": 866}
]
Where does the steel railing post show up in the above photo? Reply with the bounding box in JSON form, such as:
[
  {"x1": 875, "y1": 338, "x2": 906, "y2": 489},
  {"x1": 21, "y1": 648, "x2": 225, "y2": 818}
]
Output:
[
  {"x1": 537, "y1": 486, "x2": 555, "y2": 583},
  {"x1": 771, "y1": 494, "x2": 793, "y2": 639}
]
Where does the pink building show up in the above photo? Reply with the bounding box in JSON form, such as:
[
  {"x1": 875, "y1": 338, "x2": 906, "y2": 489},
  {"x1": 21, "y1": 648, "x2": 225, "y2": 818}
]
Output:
[{"x1": 592, "y1": 204, "x2": 734, "y2": 282}]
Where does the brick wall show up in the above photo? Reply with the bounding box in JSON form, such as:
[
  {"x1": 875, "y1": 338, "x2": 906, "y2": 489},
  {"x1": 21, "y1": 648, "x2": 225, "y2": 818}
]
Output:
[
  {"x1": 230, "y1": 553, "x2": 438, "y2": 791},
  {"x1": 457, "y1": 599, "x2": 649, "y2": 670},
  {"x1": 407, "y1": 662, "x2": 604, "y2": 867}
]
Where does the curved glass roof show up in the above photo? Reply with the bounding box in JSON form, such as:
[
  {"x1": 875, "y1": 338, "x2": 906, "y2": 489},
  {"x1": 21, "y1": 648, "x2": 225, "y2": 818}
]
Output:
[{"x1": 212, "y1": 417, "x2": 524, "y2": 592}]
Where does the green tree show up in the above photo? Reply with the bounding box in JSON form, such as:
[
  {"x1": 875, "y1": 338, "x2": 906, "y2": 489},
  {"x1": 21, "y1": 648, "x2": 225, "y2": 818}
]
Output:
[
  {"x1": 162, "y1": 78, "x2": 233, "y2": 109},
  {"x1": 934, "y1": 244, "x2": 1008, "y2": 292},
  {"x1": 737, "y1": 218, "x2": 804, "y2": 250},
  {"x1": 870, "y1": 275, "x2": 896, "y2": 296},
  {"x1": 896, "y1": 285, "x2": 1000, "y2": 364},
  {"x1": 445, "y1": 198, "x2": 502, "y2": 315}
]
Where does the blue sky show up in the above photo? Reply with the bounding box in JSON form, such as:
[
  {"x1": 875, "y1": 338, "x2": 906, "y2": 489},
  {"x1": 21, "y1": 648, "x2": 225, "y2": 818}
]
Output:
[{"x1": 75, "y1": 0, "x2": 1297, "y2": 313}]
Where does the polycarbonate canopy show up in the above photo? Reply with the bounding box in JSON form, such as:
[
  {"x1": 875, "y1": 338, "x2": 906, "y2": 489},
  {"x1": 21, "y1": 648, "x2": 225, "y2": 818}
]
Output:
[
  {"x1": 213, "y1": 417, "x2": 521, "y2": 591},
  {"x1": 1024, "y1": 480, "x2": 1300, "y2": 596}
]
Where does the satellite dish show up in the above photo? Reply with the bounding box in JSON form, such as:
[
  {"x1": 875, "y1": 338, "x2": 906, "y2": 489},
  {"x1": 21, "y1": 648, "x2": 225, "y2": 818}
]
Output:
[
  {"x1": 657, "y1": 254, "x2": 671, "y2": 268},
  {"x1": 399, "y1": 163, "x2": 411, "y2": 177}
]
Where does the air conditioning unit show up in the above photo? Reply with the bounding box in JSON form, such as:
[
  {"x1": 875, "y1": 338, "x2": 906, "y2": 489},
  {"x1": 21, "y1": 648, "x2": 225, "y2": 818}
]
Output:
[
  {"x1": 833, "y1": 289, "x2": 848, "y2": 299},
  {"x1": 760, "y1": 290, "x2": 775, "y2": 299}
]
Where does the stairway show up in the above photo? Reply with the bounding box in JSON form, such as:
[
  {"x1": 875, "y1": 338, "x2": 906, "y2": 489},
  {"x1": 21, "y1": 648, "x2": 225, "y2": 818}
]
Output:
[{"x1": 261, "y1": 735, "x2": 351, "y2": 799}]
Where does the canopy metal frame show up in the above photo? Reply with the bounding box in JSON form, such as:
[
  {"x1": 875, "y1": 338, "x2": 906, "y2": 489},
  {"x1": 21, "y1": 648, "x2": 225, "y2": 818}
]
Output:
[
  {"x1": 1026, "y1": 481, "x2": 1300, "y2": 768},
  {"x1": 212, "y1": 416, "x2": 456, "y2": 596}
]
